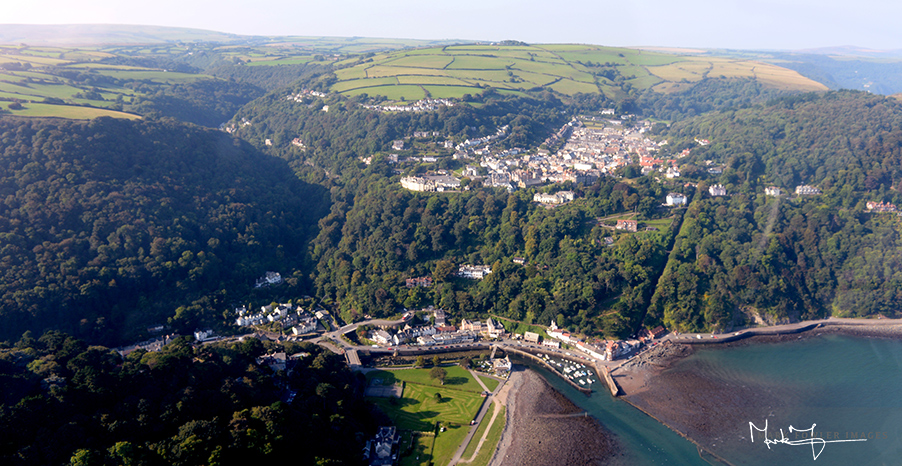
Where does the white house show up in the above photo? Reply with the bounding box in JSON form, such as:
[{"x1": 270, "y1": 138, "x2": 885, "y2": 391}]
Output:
[
  {"x1": 666, "y1": 193, "x2": 687, "y2": 206},
  {"x1": 708, "y1": 184, "x2": 727, "y2": 196},
  {"x1": 765, "y1": 186, "x2": 782, "y2": 196},
  {"x1": 457, "y1": 265, "x2": 492, "y2": 279}
]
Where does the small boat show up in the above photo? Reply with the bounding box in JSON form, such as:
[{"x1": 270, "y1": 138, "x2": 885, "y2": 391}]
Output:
[{"x1": 579, "y1": 380, "x2": 586, "y2": 385}]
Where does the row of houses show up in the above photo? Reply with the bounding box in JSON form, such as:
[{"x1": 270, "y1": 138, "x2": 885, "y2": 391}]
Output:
[
  {"x1": 235, "y1": 303, "x2": 318, "y2": 335},
  {"x1": 369, "y1": 325, "x2": 478, "y2": 347},
  {"x1": 399, "y1": 174, "x2": 462, "y2": 192},
  {"x1": 546, "y1": 320, "x2": 640, "y2": 361},
  {"x1": 866, "y1": 201, "x2": 898, "y2": 212},
  {"x1": 115, "y1": 335, "x2": 176, "y2": 356},
  {"x1": 533, "y1": 190, "x2": 576, "y2": 205},
  {"x1": 405, "y1": 276, "x2": 433, "y2": 288},
  {"x1": 456, "y1": 125, "x2": 509, "y2": 151},
  {"x1": 365, "y1": 98, "x2": 455, "y2": 113},
  {"x1": 460, "y1": 318, "x2": 505, "y2": 339}
]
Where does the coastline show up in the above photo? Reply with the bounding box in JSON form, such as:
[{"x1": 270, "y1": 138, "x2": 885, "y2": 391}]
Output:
[
  {"x1": 671, "y1": 317, "x2": 902, "y2": 346},
  {"x1": 489, "y1": 366, "x2": 624, "y2": 466},
  {"x1": 612, "y1": 320, "x2": 902, "y2": 463}
]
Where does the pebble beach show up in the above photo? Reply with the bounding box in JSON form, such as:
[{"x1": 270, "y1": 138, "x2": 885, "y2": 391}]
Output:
[{"x1": 490, "y1": 368, "x2": 624, "y2": 466}]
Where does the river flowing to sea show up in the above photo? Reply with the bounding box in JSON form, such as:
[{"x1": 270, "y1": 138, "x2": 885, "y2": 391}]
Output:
[{"x1": 523, "y1": 334, "x2": 902, "y2": 466}]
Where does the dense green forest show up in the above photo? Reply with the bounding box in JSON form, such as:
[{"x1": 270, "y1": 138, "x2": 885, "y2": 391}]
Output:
[
  {"x1": 310, "y1": 173, "x2": 677, "y2": 338},
  {"x1": 645, "y1": 91, "x2": 902, "y2": 331},
  {"x1": 635, "y1": 78, "x2": 795, "y2": 121},
  {"x1": 232, "y1": 85, "x2": 570, "y2": 173},
  {"x1": 123, "y1": 79, "x2": 266, "y2": 128},
  {"x1": 0, "y1": 117, "x2": 329, "y2": 344},
  {"x1": 6, "y1": 64, "x2": 902, "y2": 345},
  {"x1": 0, "y1": 331, "x2": 372, "y2": 465}
]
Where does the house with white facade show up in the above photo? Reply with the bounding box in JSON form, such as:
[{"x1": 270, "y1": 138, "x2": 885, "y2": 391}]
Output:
[
  {"x1": 666, "y1": 193, "x2": 687, "y2": 206},
  {"x1": 457, "y1": 265, "x2": 492, "y2": 279},
  {"x1": 795, "y1": 185, "x2": 822, "y2": 195},
  {"x1": 708, "y1": 184, "x2": 727, "y2": 196}
]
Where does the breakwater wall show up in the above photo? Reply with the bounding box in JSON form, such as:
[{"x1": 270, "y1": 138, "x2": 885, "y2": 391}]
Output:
[
  {"x1": 675, "y1": 322, "x2": 823, "y2": 345},
  {"x1": 596, "y1": 363, "x2": 620, "y2": 397}
]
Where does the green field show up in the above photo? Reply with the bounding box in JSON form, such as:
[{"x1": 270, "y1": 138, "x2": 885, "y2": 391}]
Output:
[
  {"x1": 422, "y1": 85, "x2": 480, "y2": 99},
  {"x1": 331, "y1": 76, "x2": 400, "y2": 92},
  {"x1": 369, "y1": 366, "x2": 486, "y2": 393},
  {"x1": 459, "y1": 404, "x2": 505, "y2": 466},
  {"x1": 400, "y1": 432, "x2": 436, "y2": 466},
  {"x1": 493, "y1": 316, "x2": 550, "y2": 339},
  {"x1": 476, "y1": 375, "x2": 500, "y2": 392},
  {"x1": 549, "y1": 79, "x2": 600, "y2": 94},
  {"x1": 397, "y1": 75, "x2": 469, "y2": 86},
  {"x1": 368, "y1": 368, "x2": 486, "y2": 466},
  {"x1": 328, "y1": 43, "x2": 826, "y2": 101},
  {"x1": 5, "y1": 103, "x2": 141, "y2": 119},
  {"x1": 345, "y1": 84, "x2": 427, "y2": 100}
]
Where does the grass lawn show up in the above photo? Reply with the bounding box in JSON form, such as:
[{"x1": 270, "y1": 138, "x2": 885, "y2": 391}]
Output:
[
  {"x1": 642, "y1": 217, "x2": 674, "y2": 232},
  {"x1": 646, "y1": 61, "x2": 711, "y2": 81},
  {"x1": 369, "y1": 367, "x2": 488, "y2": 466},
  {"x1": 369, "y1": 380, "x2": 484, "y2": 466},
  {"x1": 460, "y1": 404, "x2": 506, "y2": 466},
  {"x1": 368, "y1": 366, "x2": 486, "y2": 393},
  {"x1": 396, "y1": 75, "x2": 469, "y2": 86},
  {"x1": 492, "y1": 316, "x2": 550, "y2": 340},
  {"x1": 400, "y1": 432, "x2": 435, "y2": 466},
  {"x1": 476, "y1": 375, "x2": 500, "y2": 392}
]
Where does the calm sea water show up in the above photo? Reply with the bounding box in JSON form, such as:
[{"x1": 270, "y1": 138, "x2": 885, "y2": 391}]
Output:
[{"x1": 527, "y1": 334, "x2": 902, "y2": 466}]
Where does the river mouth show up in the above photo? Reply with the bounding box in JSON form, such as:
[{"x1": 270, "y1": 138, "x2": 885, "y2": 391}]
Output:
[
  {"x1": 510, "y1": 331, "x2": 902, "y2": 466},
  {"x1": 510, "y1": 355, "x2": 719, "y2": 466},
  {"x1": 619, "y1": 333, "x2": 902, "y2": 466}
]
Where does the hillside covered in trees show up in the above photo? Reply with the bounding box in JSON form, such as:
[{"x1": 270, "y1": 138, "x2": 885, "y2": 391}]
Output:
[
  {"x1": 0, "y1": 117, "x2": 329, "y2": 344},
  {"x1": 0, "y1": 331, "x2": 371, "y2": 465},
  {"x1": 5, "y1": 57, "x2": 902, "y2": 345},
  {"x1": 646, "y1": 91, "x2": 902, "y2": 332}
]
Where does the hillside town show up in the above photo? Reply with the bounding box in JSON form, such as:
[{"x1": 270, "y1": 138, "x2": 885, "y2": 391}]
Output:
[{"x1": 398, "y1": 115, "x2": 676, "y2": 193}]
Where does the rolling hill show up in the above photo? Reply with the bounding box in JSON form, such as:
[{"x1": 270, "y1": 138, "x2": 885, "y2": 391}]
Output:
[{"x1": 327, "y1": 43, "x2": 828, "y2": 101}]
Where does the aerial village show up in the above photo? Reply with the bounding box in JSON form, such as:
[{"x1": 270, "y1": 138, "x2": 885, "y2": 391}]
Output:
[{"x1": 397, "y1": 115, "x2": 671, "y2": 194}]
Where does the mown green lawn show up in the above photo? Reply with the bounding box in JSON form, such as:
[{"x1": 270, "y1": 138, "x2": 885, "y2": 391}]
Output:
[
  {"x1": 368, "y1": 367, "x2": 487, "y2": 465},
  {"x1": 476, "y1": 375, "x2": 500, "y2": 392},
  {"x1": 368, "y1": 366, "x2": 486, "y2": 393}
]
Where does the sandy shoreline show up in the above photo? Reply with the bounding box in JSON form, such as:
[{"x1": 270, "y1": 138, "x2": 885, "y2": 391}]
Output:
[
  {"x1": 612, "y1": 322, "x2": 902, "y2": 462},
  {"x1": 490, "y1": 367, "x2": 624, "y2": 466}
]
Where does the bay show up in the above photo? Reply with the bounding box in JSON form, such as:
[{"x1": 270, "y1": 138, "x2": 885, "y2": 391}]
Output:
[{"x1": 520, "y1": 334, "x2": 902, "y2": 465}]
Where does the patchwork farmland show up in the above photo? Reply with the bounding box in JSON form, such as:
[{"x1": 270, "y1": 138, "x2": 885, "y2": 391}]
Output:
[{"x1": 328, "y1": 43, "x2": 827, "y2": 101}]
